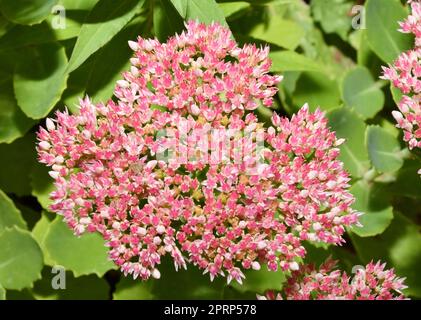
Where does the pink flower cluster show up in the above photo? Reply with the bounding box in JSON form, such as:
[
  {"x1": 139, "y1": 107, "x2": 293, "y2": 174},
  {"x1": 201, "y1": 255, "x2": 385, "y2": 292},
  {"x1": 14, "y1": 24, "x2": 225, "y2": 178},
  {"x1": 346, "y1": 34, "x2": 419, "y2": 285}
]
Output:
[
  {"x1": 37, "y1": 21, "x2": 359, "y2": 284},
  {"x1": 381, "y1": 0, "x2": 421, "y2": 172},
  {"x1": 257, "y1": 259, "x2": 407, "y2": 300}
]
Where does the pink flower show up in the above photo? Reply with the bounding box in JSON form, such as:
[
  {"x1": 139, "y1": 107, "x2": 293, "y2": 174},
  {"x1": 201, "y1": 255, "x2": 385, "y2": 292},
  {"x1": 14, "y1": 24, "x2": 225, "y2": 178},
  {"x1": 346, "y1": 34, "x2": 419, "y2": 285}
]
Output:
[
  {"x1": 381, "y1": 1, "x2": 421, "y2": 174},
  {"x1": 37, "y1": 21, "x2": 359, "y2": 283},
  {"x1": 257, "y1": 259, "x2": 407, "y2": 300}
]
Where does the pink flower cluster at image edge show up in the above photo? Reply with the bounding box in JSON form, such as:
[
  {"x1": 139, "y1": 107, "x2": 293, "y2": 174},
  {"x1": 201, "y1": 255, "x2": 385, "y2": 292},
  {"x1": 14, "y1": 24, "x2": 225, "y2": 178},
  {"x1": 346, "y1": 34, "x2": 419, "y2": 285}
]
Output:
[
  {"x1": 258, "y1": 259, "x2": 407, "y2": 300},
  {"x1": 382, "y1": 0, "x2": 421, "y2": 175}
]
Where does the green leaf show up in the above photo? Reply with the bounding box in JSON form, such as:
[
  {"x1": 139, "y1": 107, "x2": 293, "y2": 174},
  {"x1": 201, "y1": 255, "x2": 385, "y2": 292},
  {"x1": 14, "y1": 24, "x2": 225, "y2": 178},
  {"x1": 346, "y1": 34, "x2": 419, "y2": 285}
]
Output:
[
  {"x1": 82, "y1": 26, "x2": 144, "y2": 102},
  {"x1": 61, "y1": 58, "x2": 94, "y2": 113},
  {"x1": 0, "y1": 189, "x2": 26, "y2": 232},
  {"x1": 390, "y1": 84, "x2": 403, "y2": 105},
  {"x1": 327, "y1": 107, "x2": 370, "y2": 178},
  {"x1": 66, "y1": 0, "x2": 144, "y2": 73},
  {"x1": 351, "y1": 213, "x2": 421, "y2": 298},
  {"x1": 366, "y1": 0, "x2": 413, "y2": 63},
  {"x1": 217, "y1": 0, "x2": 286, "y2": 4},
  {"x1": 250, "y1": 18, "x2": 304, "y2": 50},
  {"x1": 366, "y1": 125, "x2": 404, "y2": 173},
  {"x1": 0, "y1": 0, "x2": 58, "y2": 25},
  {"x1": 341, "y1": 66, "x2": 385, "y2": 119},
  {"x1": 30, "y1": 162, "x2": 54, "y2": 210},
  {"x1": 349, "y1": 181, "x2": 394, "y2": 237},
  {"x1": 0, "y1": 284, "x2": 5, "y2": 300},
  {"x1": 60, "y1": 0, "x2": 99, "y2": 10},
  {"x1": 287, "y1": 2, "x2": 353, "y2": 78},
  {"x1": 0, "y1": 82, "x2": 35, "y2": 144},
  {"x1": 153, "y1": 0, "x2": 184, "y2": 41},
  {"x1": 355, "y1": 30, "x2": 383, "y2": 75},
  {"x1": 293, "y1": 72, "x2": 341, "y2": 112},
  {"x1": 171, "y1": 0, "x2": 228, "y2": 26},
  {"x1": 0, "y1": 11, "x2": 93, "y2": 52},
  {"x1": 270, "y1": 50, "x2": 324, "y2": 73},
  {"x1": 219, "y1": 1, "x2": 250, "y2": 18},
  {"x1": 32, "y1": 268, "x2": 109, "y2": 300},
  {"x1": 0, "y1": 227, "x2": 43, "y2": 290},
  {"x1": 0, "y1": 134, "x2": 37, "y2": 196},
  {"x1": 311, "y1": 0, "x2": 352, "y2": 40},
  {"x1": 169, "y1": 0, "x2": 187, "y2": 17},
  {"x1": 43, "y1": 216, "x2": 115, "y2": 277},
  {"x1": 387, "y1": 159, "x2": 421, "y2": 199},
  {"x1": 230, "y1": 267, "x2": 286, "y2": 294},
  {"x1": 63, "y1": 15, "x2": 148, "y2": 108},
  {"x1": 14, "y1": 43, "x2": 68, "y2": 119},
  {"x1": 32, "y1": 212, "x2": 56, "y2": 266}
]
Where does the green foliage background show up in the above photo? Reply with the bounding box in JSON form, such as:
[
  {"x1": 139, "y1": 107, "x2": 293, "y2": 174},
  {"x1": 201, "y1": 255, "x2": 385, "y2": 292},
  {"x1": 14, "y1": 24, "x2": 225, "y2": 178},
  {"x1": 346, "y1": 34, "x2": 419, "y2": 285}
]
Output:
[{"x1": 0, "y1": 0, "x2": 420, "y2": 300}]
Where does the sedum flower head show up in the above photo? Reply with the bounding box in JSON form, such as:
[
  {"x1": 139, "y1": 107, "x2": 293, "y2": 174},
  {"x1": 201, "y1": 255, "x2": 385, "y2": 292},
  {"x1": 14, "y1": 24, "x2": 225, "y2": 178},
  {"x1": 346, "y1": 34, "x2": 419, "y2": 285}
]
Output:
[
  {"x1": 37, "y1": 21, "x2": 359, "y2": 283},
  {"x1": 257, "y1": 259, "x2": 407, "y2": 300},
  {"x1": 381, "y1": 1, "x2": 421, "y2": 174}
]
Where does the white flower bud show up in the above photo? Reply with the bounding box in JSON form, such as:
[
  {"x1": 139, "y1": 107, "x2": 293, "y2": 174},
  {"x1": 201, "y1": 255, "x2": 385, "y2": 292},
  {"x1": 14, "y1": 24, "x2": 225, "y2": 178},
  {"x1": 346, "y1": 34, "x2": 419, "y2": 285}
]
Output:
[
  {"x1": 128, "y1": 40, "x2": 139, "y2": 51},
  {"x1": 117, "y1": 80, "x2": 130, "y2": 89},
  {"x1": 39, "y1": 141, "x2": 51, "y2": 150},
  {"x1": 156, "y1": 225, "x2": 166, "y2": 234},
  {"x1": 48, "y1": 171, "x2": 60, "y2": 179},
  {"x1": 130, "y1": 66, "x2": 139, "y2": 77},
  {"x1": 137, "y1": 227, "x2": 147, "y2": 236},
  {"x1": 46, "y1": 118, "x2": 55, "y2": 131},
  {"x1": 152, "y1": 268, "x2": 161, "y2": 279},
  {"x1": 251, "y1": 261, "x2": 261, "y2": 270},
  {"x1": 290, "y1": 261, "x2": 300, "y2": 271},
  {"x1": 55, "y1": 155, "x2": 64, "y2": 164},
  {"x1": 257, "y1": 241, "x2": 267, "y2": 250}
]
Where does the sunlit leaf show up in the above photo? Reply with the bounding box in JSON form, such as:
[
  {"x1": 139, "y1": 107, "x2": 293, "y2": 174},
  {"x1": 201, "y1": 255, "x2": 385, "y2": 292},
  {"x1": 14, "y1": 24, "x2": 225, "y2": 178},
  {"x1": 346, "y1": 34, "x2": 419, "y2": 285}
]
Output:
[
  {"x1": 66, "y1": 0, "x2": 144, "y2": 73},
  {"x1": 366, "y1": 125, "x2": 404, "y2": 173},
  {"x1": 31, "y1": 212, "x2": 55, "y2": 266},
  {"x1": 341, "y1": 66, "x2": 385, "y2": 119},
  {"x1": 0, "y1": 284, "x2": 5, "y2": 300},
  {"x1": 153, "y1": 0, "x2": 184, "y2": 41},
  {"x1": 250, "y1": 18, "x2": 304, "y2": 50},
  {"x1": 44, "y1": 217, "x2": 115, "y2": 277},
  {"x1": 270, "y1": 50, "x2": 324, "y2": 73},
  {"x1": 0, "y1": 227, "x2": 43, "y2": 290},
  {"x1": 311, "y1": 0, "x2": 352, "y2": 40},
  {"x1": 0, "y1": 189, "x2": 26, "y2": 232},
  {"x1": 14, "y1": 43, "x2": 68, "y2": 119},
  {"x1": 171, "y1": 0, "x2": 227, "y2": 26},
  {"x1": 366, "y1": 0, "x2": 413, "y2": 63},
  {"x1": 350, "y1": 180, "x2": 394, "y2": 237}
]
